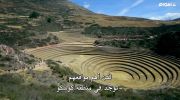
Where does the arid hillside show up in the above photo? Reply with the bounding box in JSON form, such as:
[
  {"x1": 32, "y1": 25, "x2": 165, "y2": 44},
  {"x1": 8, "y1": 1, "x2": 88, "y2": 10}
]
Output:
[{"x1": 0, "y1": 0, "x2": 179, "y2": 28}]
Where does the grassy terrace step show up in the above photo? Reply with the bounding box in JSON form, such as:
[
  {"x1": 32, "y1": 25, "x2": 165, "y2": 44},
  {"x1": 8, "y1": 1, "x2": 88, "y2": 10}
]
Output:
[
  {"x1": 84, "y1": 56, "x2": 178, "y2": 82},
  {"x1": 106, "y1": 67, "x2": 140, "y2": 80},
  {"x1": 82, "y1": 56, "x2": 168, "y2": 83},
  {"x1": 98, "y1": 63, "x2": 159, "y2": 81},
  {"x1": 81, "y1": 55, "x2": 179, "y2": 87},
  {"x1": 29, "y1": 48, "x2": 141, "y2": 60},
  {"x1": 85, "y1": 55, "x2": 177, "y2": 79},
  {"x1": 82, "y1": 54, "x2": 179, "y2": 79},
  {"x1": 103, "y1": 67, "x2": 163, "y2": 89},
  {"x1": 81, "y1": 61, "x2": 171, "y2": 88},
  {"x1": 46, "y1": 49, "x2": 150, "y2": 59},
  {"x1": 83, "y1": 59, "x2": 153, "y2": 81},
  {"x1": 92, "y1": 63, "x2": 168, "y2": 88},
  {"x1": 30, "y1": 49, "x2": 139, "y2": 59},
  {"x1": 27, "y1": 45, "x2": 180, "y2": 89}
]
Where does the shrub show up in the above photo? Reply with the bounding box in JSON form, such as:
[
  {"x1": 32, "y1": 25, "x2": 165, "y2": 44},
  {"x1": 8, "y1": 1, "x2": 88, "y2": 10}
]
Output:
[
  {"x1": 46, "y1": 60, "x2": 75, "y2": 77},
  {"x1": 50, "y1": 84, "x2": 57, "y2": 89},
  {"x1": 29, "y1": 11, "x2": 40, "y2": 18},
  {"x1": 100, "y1": 90, "x2": 115, "y2": 97},
  {"x1": 47, "y1": 17, "x2": 52, "y2": 23},
  {"x1": 0, "y1": 74, "x2": 24, "y2": 84}
]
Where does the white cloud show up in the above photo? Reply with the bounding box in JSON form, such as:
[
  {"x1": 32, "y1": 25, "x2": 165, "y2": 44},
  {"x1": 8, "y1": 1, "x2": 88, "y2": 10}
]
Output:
[
  {"x1": 132, "y1": 0, "x2": 144, "y2": 7},
  {"x1": 83, "y1": 2, "x2": 90, "y2": 9},
  {"x1": 149, "y1": 13, "x2": 180, "y2": 20},
  {"x1": 118, "y1": 0, "x2": 144, "y2": 15},
  {"x1": 119, "y1": 9, "x2": 129, "y2": 15}
]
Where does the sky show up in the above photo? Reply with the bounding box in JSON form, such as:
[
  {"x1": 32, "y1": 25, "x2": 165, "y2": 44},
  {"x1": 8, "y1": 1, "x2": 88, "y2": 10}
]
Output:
[{"x1": 70, "y1": 0, "x2": 180, "y2": 20}]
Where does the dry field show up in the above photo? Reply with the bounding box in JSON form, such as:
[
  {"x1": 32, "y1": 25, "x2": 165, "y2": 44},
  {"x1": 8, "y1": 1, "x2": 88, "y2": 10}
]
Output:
[{"x1": 25, "y1": 30, "x2": 180, "y2": 90}]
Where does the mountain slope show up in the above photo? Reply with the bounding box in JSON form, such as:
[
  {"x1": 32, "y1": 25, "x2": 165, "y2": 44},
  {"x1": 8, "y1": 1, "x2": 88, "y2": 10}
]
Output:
[
  {"x1": 0, "y1": 0, "x2": 93, "y2": 16},
  {"x1": 0, "y1": 0, "x2": 178, "y2": 28},
  {"x1": 173, "y1": 18, "x2": 180, "y2": 21}
]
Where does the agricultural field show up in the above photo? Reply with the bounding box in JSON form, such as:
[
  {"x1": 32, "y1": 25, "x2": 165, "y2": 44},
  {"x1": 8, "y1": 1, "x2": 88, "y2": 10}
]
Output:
[{"x1": 25, "y1": 30, "x2": 180, "y2": 90}]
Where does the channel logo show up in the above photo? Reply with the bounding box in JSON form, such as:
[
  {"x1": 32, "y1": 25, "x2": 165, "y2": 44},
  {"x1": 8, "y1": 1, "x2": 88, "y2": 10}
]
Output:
[{"x1": 159, "y1": 2, "x2": 176, "y2": 7}]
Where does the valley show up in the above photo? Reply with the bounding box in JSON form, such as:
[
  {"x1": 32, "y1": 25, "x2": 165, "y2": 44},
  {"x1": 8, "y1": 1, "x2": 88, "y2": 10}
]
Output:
[
  {"x1": 25, "y1": 29, "x2": 180, "y2": 90},
  {"x1": 0, "y1": 0, "x2": 180, "y2": 99}
]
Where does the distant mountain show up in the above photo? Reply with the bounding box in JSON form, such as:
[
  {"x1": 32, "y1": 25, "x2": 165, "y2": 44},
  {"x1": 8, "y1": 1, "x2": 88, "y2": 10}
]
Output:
[{"x1": 173, "y1": 18, "x2": 180, "y2": 21}]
